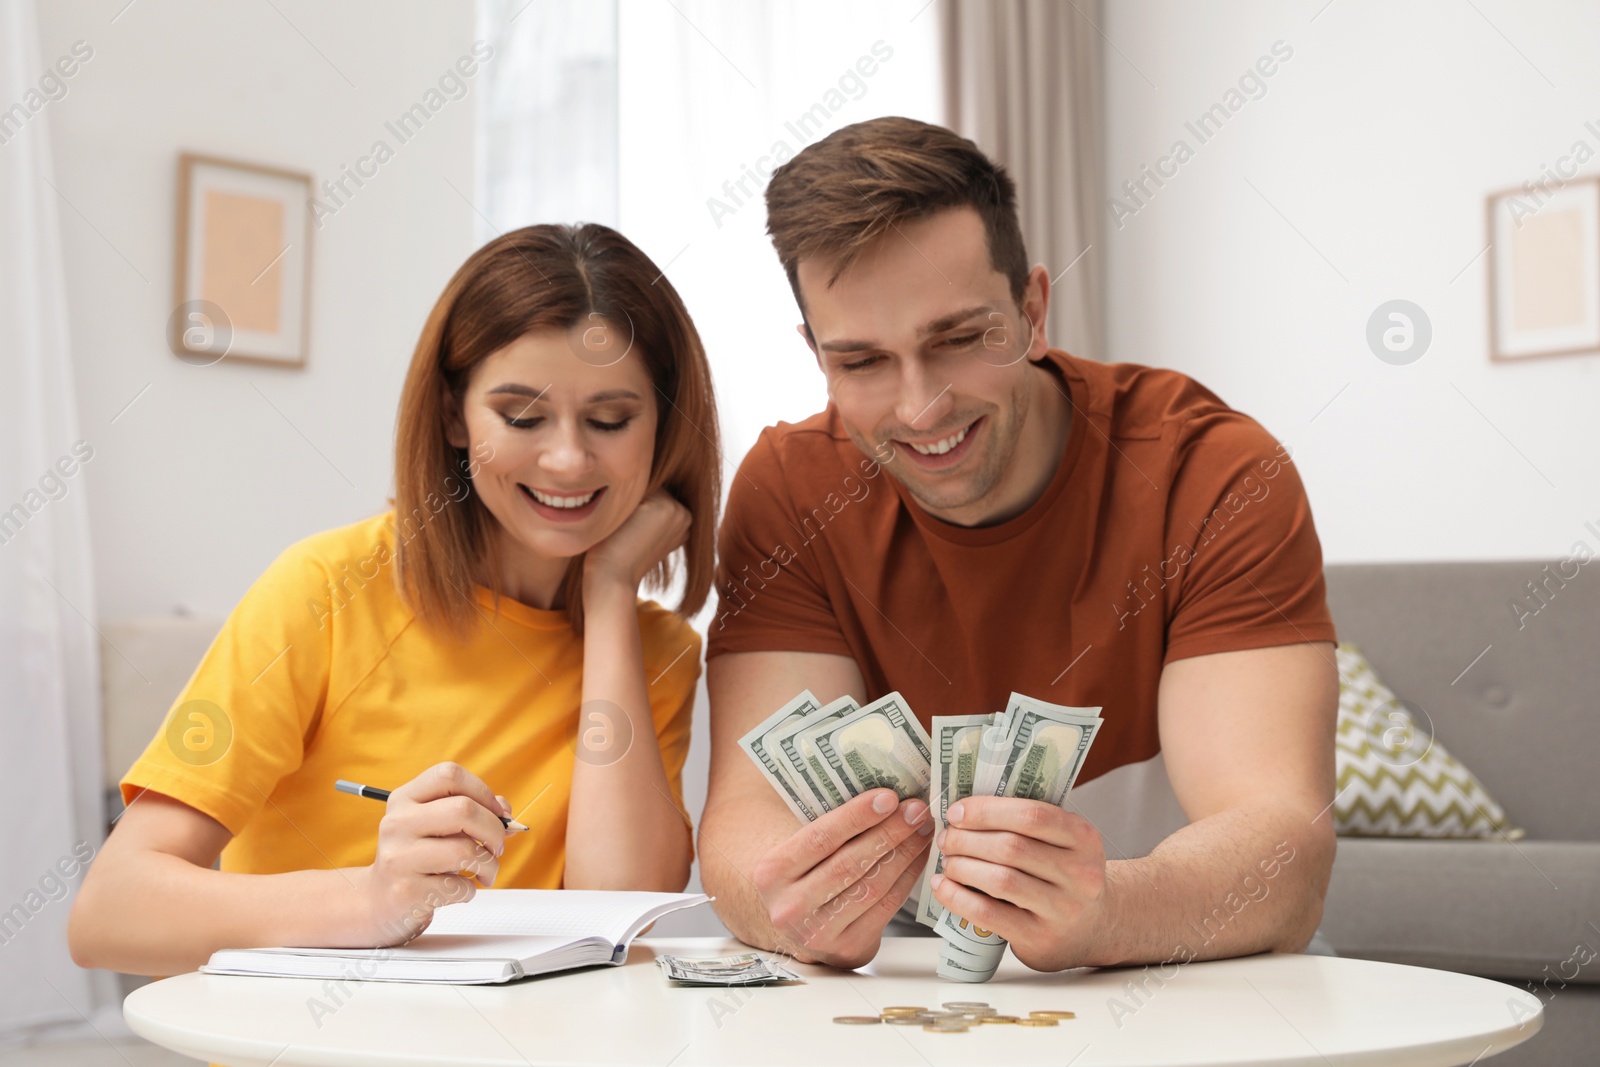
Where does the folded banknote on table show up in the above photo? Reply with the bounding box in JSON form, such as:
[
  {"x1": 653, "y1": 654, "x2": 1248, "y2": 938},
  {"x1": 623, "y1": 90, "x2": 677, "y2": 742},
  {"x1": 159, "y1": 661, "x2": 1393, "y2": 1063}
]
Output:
[{"x1": 656, "y1": 952, "x2": 804, "y2": 985}]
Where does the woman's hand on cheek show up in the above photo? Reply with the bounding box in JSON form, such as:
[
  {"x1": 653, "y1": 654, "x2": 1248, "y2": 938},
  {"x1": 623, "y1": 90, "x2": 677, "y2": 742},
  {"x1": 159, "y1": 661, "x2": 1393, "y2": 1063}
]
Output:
[{"x1": 583, "y1": 489, "x2": 691, "y2": 590}]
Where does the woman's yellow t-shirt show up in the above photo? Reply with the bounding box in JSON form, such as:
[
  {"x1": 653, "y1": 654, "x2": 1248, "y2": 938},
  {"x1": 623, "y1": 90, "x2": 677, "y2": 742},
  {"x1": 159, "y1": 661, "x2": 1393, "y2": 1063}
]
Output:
[{"x1": 119, "y1": 511, "x2": 701, "y2": 886}]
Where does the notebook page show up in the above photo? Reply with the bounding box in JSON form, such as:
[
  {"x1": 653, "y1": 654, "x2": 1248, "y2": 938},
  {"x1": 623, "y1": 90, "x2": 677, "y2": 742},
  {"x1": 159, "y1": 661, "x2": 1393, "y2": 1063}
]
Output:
[
  {"x1": 377, "y1": 933, "x2": 589, "y2": 962},
  {"x1": 424, "y1": 889, "x2": 704, "y2": 945},
  {"x1": 271, "y1": 933, "x2": 590, "y2": 962}
]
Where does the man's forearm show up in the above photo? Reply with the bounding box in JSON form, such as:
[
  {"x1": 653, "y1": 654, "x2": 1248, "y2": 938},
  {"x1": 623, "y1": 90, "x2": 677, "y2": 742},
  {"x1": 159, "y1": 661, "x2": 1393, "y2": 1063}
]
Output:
[
  {"x1": 1084, "y1": 805, "x2": 1334, "y2": 968},
  {"x1": 697, "y1": 804, "x2": 790, "y2": 951}
]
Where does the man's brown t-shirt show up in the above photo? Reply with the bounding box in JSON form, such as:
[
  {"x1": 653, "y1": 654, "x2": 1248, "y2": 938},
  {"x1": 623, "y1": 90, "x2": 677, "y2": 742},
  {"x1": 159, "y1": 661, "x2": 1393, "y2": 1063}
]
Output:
[{"x1": 707, "y1": 350, "x2": 1337, "y2": 794}]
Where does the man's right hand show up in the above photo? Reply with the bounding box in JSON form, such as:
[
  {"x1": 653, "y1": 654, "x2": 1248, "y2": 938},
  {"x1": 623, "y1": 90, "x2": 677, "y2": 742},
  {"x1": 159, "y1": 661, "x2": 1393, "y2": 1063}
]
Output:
[{"x1": 750, "y1": 787, "x2": 935, "y2": 968}]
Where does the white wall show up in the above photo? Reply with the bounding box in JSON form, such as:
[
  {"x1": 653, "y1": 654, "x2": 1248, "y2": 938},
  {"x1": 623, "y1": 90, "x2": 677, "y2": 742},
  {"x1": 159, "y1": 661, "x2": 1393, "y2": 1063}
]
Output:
[
  {"x1": 1103, "y1": 0, "x2": 1597, "y2": 563},
  {"x1": 37, "y1": 0, "x2": 480, "y2": 620}
]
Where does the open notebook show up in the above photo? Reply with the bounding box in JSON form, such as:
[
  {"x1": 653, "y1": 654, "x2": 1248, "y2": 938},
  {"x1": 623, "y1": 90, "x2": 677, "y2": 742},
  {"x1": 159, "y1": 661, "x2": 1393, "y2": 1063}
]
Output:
[{"x1": 202, "y1": 889, "x2": 711, "y2": 985}]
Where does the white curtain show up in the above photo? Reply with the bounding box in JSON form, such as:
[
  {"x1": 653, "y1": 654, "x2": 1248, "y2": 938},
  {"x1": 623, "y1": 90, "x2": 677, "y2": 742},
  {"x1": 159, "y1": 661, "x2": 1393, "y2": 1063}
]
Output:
[
  {"x1": 478, "y1": 0, "x2": 942, "y2": 462},
  {"x1": 477, "y1": 0, "x2": 619, "y2": 237},
  {"x1": 612, "y1": 0, "x2": 944, "y2": 464},
  {"x1": 0, "y1": 0, "x2": 113, "y2": 1043},
  {"x1": 944, "y1": 0, "x2": 1105, "y2": 361}
]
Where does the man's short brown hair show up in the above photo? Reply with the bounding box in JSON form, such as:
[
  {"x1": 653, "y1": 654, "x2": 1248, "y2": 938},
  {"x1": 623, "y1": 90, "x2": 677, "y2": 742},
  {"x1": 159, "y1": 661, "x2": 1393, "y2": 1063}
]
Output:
[{"x1": 764, "y1": 116, "x2": 1029, "y2": 314}]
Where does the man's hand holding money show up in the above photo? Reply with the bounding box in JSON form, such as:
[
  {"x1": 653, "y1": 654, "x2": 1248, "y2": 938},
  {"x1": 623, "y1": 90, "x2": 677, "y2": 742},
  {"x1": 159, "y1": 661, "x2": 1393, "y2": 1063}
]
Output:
[
  {"x1": 929, "y1": 795, "x2": 1109, "y2": 972},
  {"x1": 750, "y1": 787, "x2": 934, "y2": 968}
]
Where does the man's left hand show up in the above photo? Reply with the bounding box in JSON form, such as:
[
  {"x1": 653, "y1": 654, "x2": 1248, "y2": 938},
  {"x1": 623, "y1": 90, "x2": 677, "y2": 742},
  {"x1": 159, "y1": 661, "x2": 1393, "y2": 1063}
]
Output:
[{"x1": 929, "y1": 795, "x2": 1109, "y2": 972}]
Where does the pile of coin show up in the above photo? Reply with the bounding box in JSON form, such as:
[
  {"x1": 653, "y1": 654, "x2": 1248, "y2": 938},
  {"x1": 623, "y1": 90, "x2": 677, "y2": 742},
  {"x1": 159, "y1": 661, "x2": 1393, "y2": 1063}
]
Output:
[{"x1": 833, "y1": 1002, "x2": 1077, "y2": 1033}]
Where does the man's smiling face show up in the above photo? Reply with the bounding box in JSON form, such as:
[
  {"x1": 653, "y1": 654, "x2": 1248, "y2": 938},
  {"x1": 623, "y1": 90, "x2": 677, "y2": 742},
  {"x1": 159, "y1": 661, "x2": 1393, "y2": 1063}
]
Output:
[{"x1": 797, "y1": 206, "x2": 1056, "y2": 526}]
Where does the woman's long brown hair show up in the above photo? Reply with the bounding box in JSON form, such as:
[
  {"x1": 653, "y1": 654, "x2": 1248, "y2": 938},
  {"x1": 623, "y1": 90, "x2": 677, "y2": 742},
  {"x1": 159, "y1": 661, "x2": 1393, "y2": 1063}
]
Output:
[{"x1": 393, "y1": 223, "x2": 721, "y2": 637}]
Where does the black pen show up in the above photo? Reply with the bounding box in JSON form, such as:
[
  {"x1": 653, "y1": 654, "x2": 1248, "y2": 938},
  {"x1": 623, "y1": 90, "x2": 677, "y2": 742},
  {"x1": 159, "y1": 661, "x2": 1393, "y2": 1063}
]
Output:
[{"x1": 335, "y1": 779, "x2": 530, "y2": 833}]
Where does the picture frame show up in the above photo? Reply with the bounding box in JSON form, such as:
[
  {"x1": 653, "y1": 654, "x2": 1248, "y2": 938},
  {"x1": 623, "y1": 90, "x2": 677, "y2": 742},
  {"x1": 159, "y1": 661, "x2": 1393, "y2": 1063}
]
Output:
[
  {"x1": 1486, "y1": 175, "x2": 1600, "y2": 362},
  {"x1": 171, "y1": 152, "x2": 312, "y2": 368}
]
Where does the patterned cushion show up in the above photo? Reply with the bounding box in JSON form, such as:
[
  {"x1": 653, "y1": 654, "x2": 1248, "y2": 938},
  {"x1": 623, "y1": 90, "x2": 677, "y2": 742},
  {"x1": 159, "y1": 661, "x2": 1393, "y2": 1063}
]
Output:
[{"x1": 1334, "y1": 642, "x2": 1523, "y2": 840}]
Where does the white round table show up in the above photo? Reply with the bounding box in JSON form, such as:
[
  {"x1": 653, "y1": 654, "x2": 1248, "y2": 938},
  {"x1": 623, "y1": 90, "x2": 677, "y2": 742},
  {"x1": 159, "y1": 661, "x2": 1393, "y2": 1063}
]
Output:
[{"x1": 124, "y1": 936, "x2": 1543, "y2": 1066}]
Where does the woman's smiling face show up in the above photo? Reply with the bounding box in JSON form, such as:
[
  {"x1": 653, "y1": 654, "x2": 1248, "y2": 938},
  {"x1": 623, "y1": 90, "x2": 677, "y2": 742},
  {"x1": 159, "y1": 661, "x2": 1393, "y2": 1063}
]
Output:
[{"x1": 448, "y1": 326, "x2": 659, "y2": 567}]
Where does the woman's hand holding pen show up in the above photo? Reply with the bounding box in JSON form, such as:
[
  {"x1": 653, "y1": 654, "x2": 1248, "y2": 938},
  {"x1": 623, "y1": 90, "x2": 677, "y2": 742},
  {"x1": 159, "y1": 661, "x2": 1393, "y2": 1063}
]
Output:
[{"x1": 358, "y1": 761, "x2": 515, "y2": 945}]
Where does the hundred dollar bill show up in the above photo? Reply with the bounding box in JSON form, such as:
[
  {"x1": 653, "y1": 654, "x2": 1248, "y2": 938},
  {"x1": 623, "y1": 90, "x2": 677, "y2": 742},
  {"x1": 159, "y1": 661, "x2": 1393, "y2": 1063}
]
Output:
[
  {"x1": 771, "y1": 694, "x2": 858, "y2": 814},
  {"x1": 738, "y1": 690, "x2": 825, "y2": 823},
  {"x1": 934, "y1": 694, "x2": 1104, "y2": 980},
  {"x1": 916, "y1": 712, "x2": 999, "y2": 927},
  {"x1": 930, "y1": 710, "x2": 1019, "y2": 972},
  {"x1": 920, "y1": 708, "x2": 1024, "y2": 926},
  {"x1": 803, "y1": 691, "x2": 933, "y2": 802},
  {"x1": 935, "y1": 944, "x2": 1003, "y2": 982},
  {"x1": 935, "y1": 916, "x2": 1007, "y2": 982},
  {"x1": 973, "y1": 713, "x2": 1023, "y2": 797},
  {"x1": 993, "y1": 695, "x2": 1103, "y2": 806}
]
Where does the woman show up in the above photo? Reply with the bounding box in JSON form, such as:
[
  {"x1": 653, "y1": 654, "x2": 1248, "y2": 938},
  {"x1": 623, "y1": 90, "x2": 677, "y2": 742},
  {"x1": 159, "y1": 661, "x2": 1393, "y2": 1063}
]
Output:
[{"x1": 69, "y1": 224, "x2": 721, "y2": 975}]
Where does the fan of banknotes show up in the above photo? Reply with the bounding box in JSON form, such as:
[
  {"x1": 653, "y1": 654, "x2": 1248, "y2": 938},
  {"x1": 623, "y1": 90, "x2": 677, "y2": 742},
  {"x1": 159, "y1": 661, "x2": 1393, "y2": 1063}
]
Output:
[{"x1": 739, "y1": 689, "x2": 1103, "y2": 983}]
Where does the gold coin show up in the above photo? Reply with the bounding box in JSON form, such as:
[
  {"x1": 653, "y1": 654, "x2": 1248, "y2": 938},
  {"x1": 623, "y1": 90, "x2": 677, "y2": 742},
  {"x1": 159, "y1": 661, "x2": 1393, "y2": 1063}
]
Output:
[
  {"x1": 1016, "y1": 1018, "x2": 1059, "y2": 1027},
  {"x1": 881, "y1": 1006, "x2": 927, "y2": 1014},
  {"x1": 834, "y1": 1016, "x2": 882, "y2": 1025},
  {"x1": 980, "y1": 1016, "x2": 1021, "y2": 1024},
  {"x1": 1029, "y1": 1010, "x2": 1077, "y2": 1020}
]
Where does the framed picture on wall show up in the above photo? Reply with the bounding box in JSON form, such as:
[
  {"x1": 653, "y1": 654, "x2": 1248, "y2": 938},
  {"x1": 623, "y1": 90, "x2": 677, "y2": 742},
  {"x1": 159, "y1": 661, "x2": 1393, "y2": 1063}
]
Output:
[
  {"x1": 1486, "y1": 176, "x2": 1600, "y2": 362},
  {"x1": 171, "y1": 153, "x2": 312, "y2": 367}
]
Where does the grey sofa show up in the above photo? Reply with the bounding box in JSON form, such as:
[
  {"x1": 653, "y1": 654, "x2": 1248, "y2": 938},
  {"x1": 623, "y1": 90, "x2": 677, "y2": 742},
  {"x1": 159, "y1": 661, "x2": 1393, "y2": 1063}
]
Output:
[{"x1": 1320, "y1": 560, "x2": 1600, "y2": 1066}]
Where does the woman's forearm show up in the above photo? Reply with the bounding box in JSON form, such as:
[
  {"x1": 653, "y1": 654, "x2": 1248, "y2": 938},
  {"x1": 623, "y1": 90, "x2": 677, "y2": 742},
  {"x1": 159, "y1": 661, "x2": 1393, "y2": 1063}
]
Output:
[
  {"x1": 70, "y1": 850, "x2": 373, "y2": 976},
  {"x1": 565, "y1": 576, "x2": 694, "y2": 891}
]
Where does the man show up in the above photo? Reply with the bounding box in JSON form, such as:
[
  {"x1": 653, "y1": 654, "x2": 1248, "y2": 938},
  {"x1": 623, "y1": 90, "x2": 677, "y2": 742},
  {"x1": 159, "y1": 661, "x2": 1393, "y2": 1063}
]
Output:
[{"x1": 699, "y1": 116, "x2": 1338, "y2": 972}]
